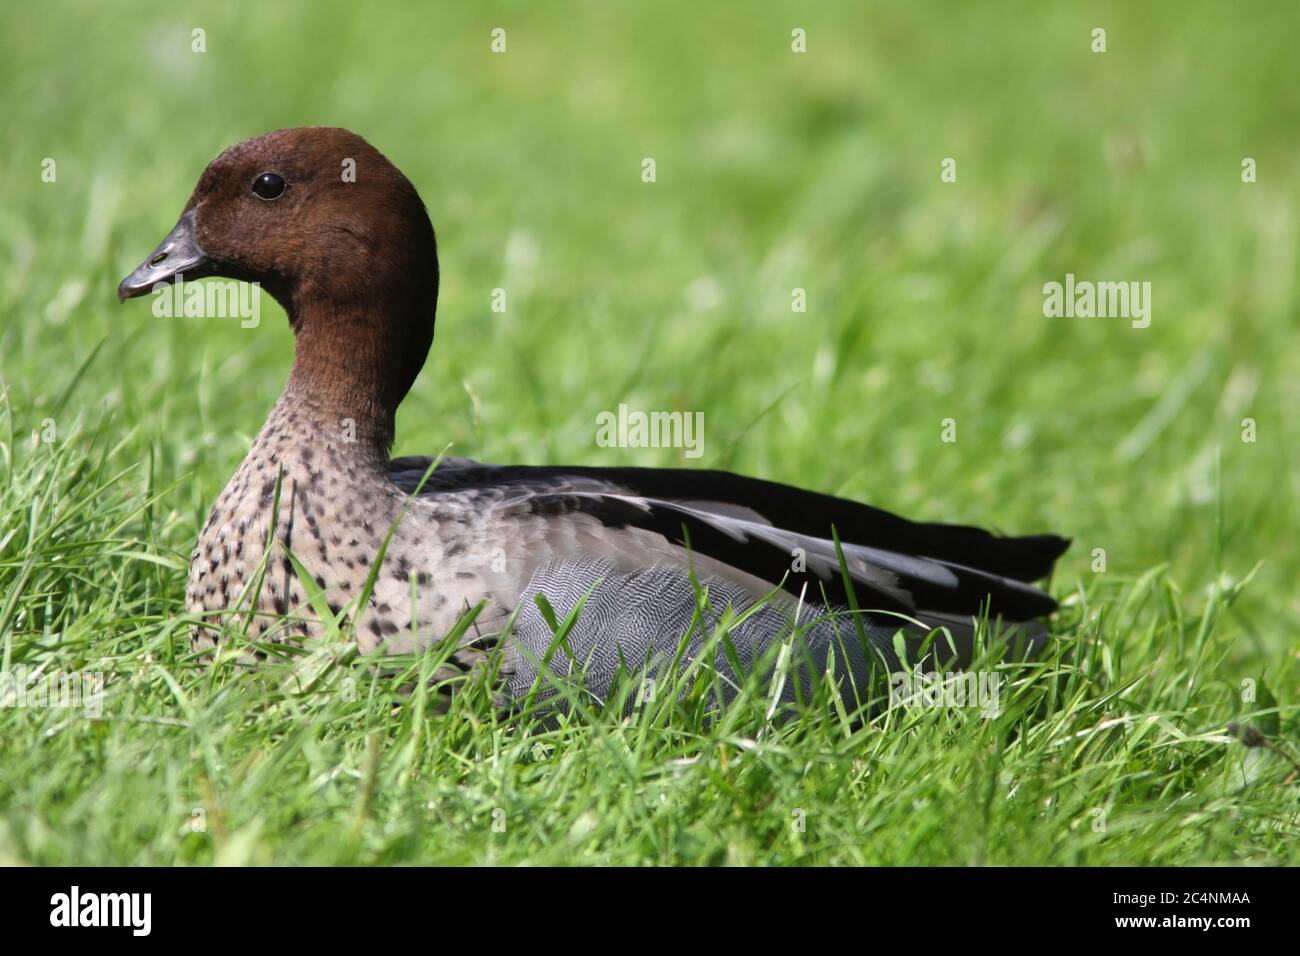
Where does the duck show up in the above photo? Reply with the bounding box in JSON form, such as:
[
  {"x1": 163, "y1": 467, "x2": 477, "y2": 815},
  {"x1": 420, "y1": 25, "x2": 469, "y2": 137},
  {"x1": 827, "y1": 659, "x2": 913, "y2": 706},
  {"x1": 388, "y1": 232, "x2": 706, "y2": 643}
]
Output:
[{"x1": 118, "y1": 127, "x2": 1068, "y2": 709}]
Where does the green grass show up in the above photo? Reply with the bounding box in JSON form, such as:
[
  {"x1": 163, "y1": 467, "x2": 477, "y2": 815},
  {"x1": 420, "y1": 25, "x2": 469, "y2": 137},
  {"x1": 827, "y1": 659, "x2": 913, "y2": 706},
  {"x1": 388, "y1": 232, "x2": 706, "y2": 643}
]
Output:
[{"x1": 1, "y1": 0, "x2": 1297, "y2": 865}]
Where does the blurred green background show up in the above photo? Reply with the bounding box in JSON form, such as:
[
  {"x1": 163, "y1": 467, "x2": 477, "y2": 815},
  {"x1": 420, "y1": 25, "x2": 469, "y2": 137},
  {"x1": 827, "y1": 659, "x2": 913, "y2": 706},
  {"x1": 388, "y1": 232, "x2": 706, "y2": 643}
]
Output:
[{"x1": 0, "y1": 1, "x2": 1296, "y2": 864}]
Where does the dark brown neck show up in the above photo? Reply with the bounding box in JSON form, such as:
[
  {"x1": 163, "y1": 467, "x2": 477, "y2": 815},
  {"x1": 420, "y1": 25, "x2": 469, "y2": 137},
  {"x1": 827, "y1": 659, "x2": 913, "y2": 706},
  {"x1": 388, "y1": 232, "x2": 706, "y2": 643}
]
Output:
[{"x1": 280, "y1": 285, "x2": 436, "y2": 463}]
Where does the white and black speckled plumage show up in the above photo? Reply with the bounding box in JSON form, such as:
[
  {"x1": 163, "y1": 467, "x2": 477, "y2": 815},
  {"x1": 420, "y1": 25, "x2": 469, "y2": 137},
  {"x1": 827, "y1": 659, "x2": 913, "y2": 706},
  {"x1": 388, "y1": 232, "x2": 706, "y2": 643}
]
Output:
[{"x1": 119, "y1": 127, "x2": 1070, "y2": 706}]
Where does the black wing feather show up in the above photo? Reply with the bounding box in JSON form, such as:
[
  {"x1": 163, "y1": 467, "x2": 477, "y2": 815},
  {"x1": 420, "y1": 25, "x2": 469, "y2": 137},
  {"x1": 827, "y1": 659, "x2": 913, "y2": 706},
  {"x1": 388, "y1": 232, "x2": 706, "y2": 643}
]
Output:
[
  {"x1": 522, "y1": 491, "x2": 1059, "y2": 623},
  {"x1": 404, "y1": 461, "x2": 1070, "y2": 584}
]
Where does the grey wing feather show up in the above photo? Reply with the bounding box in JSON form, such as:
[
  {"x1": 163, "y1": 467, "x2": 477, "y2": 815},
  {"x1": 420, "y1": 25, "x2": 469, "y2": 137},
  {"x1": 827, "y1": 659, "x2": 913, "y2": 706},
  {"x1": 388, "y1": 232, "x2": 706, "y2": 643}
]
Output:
[{"x1": 504, "y1": 555, "x2": 902, "y2": 711}]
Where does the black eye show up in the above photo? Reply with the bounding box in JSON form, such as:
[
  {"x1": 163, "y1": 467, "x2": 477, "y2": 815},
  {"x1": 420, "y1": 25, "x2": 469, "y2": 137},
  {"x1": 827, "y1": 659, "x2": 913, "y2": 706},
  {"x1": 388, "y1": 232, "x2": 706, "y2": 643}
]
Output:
[{"x1": 251, "y1": 172, "x2": 286, "y2": 200}]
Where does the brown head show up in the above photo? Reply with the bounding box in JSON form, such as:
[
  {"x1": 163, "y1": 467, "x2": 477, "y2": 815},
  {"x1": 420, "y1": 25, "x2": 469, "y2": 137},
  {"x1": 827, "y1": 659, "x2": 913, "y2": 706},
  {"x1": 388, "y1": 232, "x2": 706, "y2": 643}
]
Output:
[{"x1": 118, "y1": 127, "x2": 439, "y2": 453}]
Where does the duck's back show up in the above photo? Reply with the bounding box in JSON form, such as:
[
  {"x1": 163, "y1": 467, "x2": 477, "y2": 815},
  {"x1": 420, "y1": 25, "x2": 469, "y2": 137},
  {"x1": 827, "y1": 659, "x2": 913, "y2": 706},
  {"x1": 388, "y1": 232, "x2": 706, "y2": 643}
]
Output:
[{"x1": 389, "y1": 455, "x2": 1068, "y2": 705}]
